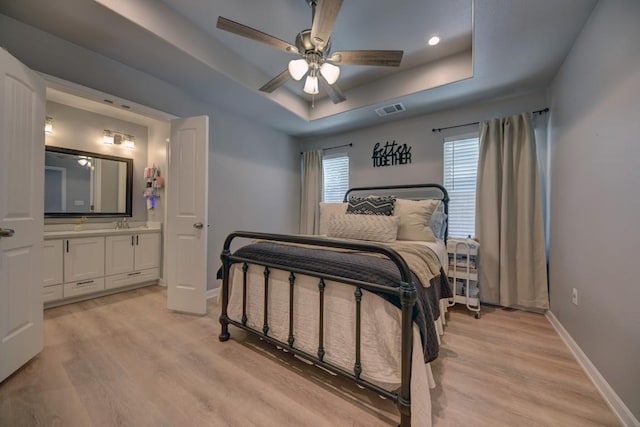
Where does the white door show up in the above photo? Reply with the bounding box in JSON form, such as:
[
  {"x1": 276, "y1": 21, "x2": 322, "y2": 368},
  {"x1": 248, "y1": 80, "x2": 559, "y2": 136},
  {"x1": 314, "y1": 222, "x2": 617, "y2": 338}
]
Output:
[
  {"x1": 0, "y1": 48, "x2": 46, "y2": 383},
  {"x1": 166, "y1": 116, "x2": 209, "y2": 315}
]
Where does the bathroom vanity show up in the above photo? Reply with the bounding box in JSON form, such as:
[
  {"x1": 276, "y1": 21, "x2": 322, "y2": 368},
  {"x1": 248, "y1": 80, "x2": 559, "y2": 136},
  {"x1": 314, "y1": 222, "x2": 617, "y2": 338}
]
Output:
[{"x1": 43, "y1": 225, "x2": 161, "y2": 308}]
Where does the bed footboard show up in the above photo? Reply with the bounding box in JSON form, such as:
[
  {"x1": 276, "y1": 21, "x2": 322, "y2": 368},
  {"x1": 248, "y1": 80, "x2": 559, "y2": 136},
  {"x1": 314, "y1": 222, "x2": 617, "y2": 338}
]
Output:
[{"x1": 219, "y1": 231, "x2": 417, "y2": 427}]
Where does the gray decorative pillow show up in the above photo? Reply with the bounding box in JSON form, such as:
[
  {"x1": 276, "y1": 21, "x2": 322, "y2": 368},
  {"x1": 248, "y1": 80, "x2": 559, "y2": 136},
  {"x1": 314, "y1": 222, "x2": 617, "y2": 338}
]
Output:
[
  {"x1": 327, "y1": 214, "x2": 399, "y2": 242},
  {"x1": 430, "y1": 201, "x2": 448, "y2": 240},
  {"x1": 346, "y1": 195, "x2": 396, "y2": 216}
]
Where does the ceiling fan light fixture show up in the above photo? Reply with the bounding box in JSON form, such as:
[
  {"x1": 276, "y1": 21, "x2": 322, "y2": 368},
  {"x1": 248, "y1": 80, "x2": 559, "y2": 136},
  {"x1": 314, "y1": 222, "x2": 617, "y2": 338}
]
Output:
[
  {"x1": 288, "y1": 59, "x2": 309, "y2": 81},
  {"x1": 303, "y1": 75, "x2": 319, "y2": 95},
  {"x1": 320, "y1": 62, "x2": 340, "y2": 85}
]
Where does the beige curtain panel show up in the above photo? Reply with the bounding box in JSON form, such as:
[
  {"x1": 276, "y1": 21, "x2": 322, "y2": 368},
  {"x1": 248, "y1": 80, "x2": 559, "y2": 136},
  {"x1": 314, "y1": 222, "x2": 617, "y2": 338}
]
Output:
[
  {"x1": 299, "y1": 150, "x2": 323, "y2": 235},
  {"x1": 476, "y1": 113, "x2": 549, "y2": 309}
]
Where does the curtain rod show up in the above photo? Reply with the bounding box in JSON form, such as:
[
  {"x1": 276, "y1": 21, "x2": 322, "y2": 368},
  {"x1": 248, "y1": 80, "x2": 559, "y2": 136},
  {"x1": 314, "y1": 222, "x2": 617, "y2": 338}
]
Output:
[
  {"x1": 301, "y1": 143, "x2": 352, "y2": 155},
  {"x1": 431, "y1": 108, "x2": 549, "y2": 133}
]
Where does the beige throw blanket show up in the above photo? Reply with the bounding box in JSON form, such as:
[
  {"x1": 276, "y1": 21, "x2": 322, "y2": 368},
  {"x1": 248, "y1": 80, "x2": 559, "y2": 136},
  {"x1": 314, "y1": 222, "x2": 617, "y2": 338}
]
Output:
[{"x1": 286, "y1": 237, "x2": 444, "y2": 288}]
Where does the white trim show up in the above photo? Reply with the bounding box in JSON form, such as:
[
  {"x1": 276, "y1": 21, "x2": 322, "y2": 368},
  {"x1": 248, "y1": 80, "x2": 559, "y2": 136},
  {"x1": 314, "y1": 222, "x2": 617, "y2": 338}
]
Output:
[
  {"x1": 206, "y1": 288, "x2": 219, "y2": 300},
  {"x1": 546, "y1": 311, "x2": 640, "y2": 427}
]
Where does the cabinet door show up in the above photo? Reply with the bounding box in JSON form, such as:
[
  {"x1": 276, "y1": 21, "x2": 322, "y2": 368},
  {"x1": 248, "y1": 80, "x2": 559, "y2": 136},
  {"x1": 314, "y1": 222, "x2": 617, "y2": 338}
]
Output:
[
  {"x1": 64, "y1": 237, "x2": 105, "y2": 283},
  {"x1": 105, "y1": 235, "x2": 135, "y2": 276},
  {"x1": 134, "y1": 233, "x2": 161, "y2": 271},
  {"x1": 43, "y1": 240, "x2": 63, "y2": 287}
]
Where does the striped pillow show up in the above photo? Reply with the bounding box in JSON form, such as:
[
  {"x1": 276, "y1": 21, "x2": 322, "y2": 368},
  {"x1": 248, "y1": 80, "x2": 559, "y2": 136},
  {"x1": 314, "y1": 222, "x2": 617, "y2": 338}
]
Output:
[
  {"x1": 346, "y1": 195, "x2": 396, "y2": 216},
  {"x1": 327, "y1": 214, "x2": 399, "y2": 242}
]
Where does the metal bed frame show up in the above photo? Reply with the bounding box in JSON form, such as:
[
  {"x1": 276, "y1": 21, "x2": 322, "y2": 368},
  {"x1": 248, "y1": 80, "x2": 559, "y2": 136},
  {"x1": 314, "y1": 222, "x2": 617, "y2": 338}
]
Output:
[{"x1": 219, "y1": 184, "x2": 449, "y2": 427}]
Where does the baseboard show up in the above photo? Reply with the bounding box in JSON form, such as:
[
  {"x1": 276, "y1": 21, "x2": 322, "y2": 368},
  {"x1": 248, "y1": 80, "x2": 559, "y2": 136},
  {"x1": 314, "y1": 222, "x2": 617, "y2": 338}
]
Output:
[
  {"x1": 546, "y1": 311, "x2": 639, "y2": 427},
  {"x1": 206, "y1": 288, "x2": 219, "y2": 300}
]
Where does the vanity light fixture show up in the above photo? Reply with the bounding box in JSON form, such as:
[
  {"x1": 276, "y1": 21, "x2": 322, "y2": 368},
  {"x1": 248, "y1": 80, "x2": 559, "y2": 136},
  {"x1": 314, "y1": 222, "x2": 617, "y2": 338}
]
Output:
[
  {"x1": 45, "y1": 116, "x2": 53, "y2": 134},
  {"x1": 102, "y1": 130, "x2": 115, "y2": 145},
  {"x1": 103, "y1": 129, "x2": 135, "y2": 149},
  {"x1": 122, "y1": 134, "x2": 135, "y2": 150}
]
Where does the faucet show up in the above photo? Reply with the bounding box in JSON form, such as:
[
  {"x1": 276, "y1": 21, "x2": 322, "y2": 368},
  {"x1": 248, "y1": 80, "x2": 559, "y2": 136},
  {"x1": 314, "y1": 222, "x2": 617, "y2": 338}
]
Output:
[
  {"x1": 74, "y1": 216, "x2": 88, "y2": 231},
  {"x1": 115, "y1": 217, "x2": 130, "y2": 229}
]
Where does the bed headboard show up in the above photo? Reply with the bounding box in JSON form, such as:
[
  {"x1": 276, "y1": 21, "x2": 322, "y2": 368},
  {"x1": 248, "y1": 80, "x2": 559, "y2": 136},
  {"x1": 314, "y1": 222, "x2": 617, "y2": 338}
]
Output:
[{"x1": 343, "y1": 183, "x2": 450, "y2": 242}]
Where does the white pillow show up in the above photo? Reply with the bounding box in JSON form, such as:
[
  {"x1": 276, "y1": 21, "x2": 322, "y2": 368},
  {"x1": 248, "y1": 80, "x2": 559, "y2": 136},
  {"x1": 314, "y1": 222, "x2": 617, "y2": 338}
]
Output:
[
  {"x1": 327, "y1": 213, "x2": 399, "y2": 242},
  {"x1": 318, "y1": 202, "x2": 347, "y2": 235},
  {"x1": 394, "y1": 198, "x2": 440, "y2": 242}
]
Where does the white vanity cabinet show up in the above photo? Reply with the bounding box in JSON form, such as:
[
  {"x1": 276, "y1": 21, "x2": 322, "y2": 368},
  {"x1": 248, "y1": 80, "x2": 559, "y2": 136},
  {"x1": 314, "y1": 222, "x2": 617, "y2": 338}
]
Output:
[
  {"x1": 134, "y1": 233, "x2": 161, "y2": 271},
  {"x1": 43, "y1": 239, "x2": 64, "y2": 303},
  {"x1": 105, "y1": 231, "x2": 160, "y2": 290},
  {"x1": 43, "y1": 227, "x2": 162, "y2": 308},
  {"x1": 64, "y1": 236, "x2": 105, "y2": 282},
  {"x1": 63, "y1": 236, "x2": 106, "y2": 298}
]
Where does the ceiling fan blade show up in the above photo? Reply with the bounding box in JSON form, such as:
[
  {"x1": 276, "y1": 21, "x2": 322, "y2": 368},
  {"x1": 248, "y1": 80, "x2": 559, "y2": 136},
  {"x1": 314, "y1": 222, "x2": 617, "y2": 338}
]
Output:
[
  {"x1": 217, "y1": 17, "x2": 299, "y2": 54},
  {"x1": 259, "y1": 69, "x2": 291, "y2": 93},
  {"x1": 318, "y1": 75, "x2": 346, "y2": 104},
  {"x1": 329, "y1": 50, "x2": 404, "y2": 67},
  {"x1": 310, "y1": 0, "x2": 343, "y2": 48}
]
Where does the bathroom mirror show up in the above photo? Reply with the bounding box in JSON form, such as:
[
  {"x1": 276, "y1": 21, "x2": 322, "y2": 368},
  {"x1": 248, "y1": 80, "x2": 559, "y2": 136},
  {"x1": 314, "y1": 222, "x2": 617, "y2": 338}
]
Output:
[{"x1": 44, "y1": 146, "x2": 133, "y2": 218}]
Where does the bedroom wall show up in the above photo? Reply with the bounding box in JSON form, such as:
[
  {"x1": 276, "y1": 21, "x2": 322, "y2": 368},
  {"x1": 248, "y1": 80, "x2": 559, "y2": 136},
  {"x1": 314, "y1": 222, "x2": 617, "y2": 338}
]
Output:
[
  {"x1": 547, "y1": 0, "x2": 640, "y2": 421},
  {"x1": 300, "y1": 91, "x2": 548, "y2": 191},
  {"x1": 0, "y1": 14, "x2": 300, "y2": 291}
]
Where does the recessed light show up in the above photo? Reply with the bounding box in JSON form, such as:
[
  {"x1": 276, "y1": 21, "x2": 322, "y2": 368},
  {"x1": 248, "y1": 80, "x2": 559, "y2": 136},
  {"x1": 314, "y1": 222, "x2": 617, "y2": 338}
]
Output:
[{"x1": 428, "y1": 36, "x2": 440, "y2": 46}]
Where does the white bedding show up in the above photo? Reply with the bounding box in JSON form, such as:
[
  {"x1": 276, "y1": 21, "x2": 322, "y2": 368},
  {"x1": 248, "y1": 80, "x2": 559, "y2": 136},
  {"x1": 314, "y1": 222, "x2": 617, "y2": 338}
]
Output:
[
  {"x1": 226, "y1": 239, "x2": 448, "y2": 427},
  {"x1": 400, "y1": 239, "x2": 448, "y2": 275}
]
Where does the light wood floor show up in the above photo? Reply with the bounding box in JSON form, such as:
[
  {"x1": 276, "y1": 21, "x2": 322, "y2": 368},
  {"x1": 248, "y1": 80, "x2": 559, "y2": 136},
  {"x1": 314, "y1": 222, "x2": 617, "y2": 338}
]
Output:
[{"x1": 0, "y1": 286, "x2": 619, "y2": 427}]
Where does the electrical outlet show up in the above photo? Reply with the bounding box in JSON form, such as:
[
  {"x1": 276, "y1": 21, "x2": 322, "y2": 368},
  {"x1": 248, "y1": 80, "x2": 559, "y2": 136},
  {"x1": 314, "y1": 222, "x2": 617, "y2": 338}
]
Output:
[{"x1": 571, "y1": 288, "x2": 578, "y2": 305}]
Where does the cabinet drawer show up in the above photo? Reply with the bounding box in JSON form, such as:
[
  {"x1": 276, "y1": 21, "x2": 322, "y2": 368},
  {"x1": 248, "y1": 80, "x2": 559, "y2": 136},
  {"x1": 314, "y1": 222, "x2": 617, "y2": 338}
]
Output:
[
  {"x1": 43, "y1": 284, "x2": 63, "y2": 303},
  {"x1": 64, "y1": 277, "x2": 105, "y2": 298},
  {"x1": 105, "y1": 268, "x2": 160, "y2": 290}
]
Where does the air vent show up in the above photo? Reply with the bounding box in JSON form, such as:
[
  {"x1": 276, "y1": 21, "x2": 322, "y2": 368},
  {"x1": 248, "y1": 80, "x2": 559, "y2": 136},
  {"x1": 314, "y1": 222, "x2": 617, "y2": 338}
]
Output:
[{"x1": 375, "y1": 102, "x2": 405, "y2": 117}]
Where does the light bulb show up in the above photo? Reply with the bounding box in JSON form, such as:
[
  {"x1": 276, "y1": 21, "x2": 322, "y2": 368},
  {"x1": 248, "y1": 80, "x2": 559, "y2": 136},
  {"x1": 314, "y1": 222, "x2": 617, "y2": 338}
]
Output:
[
  {"x1": 102, "y1": 130, "x2": 114, "y2": 145},
  {"x1": 123, "y1": 135, "x2": 135, "y2": 150},
  {"x1": 303, "y1": 75, "x2": 319, "y2": 95},
  {"x1": 320, "y1": 62, "x2": 340, "y2": 85},
  {"x1": 288, "y1": 58, "x2": 309, "y2": 81},
  {"x1": 44, "y1": 117, "x2": 53, "y2": 134},
  {"x1": 428, "y1": 36, "x2": 440, "y2": 46}
]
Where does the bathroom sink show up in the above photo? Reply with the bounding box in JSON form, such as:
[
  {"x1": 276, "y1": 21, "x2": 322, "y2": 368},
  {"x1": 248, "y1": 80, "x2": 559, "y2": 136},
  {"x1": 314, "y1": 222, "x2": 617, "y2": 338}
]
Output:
[{"x1": 44, "y1": 224, "x2": 160, "y2": 239}]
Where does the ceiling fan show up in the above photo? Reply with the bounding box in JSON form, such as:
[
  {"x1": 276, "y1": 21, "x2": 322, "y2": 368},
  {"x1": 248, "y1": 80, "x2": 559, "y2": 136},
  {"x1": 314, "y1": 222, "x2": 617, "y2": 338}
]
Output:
[{"x1": 216, "y1": 0, "x2": 403, "y2": 104}]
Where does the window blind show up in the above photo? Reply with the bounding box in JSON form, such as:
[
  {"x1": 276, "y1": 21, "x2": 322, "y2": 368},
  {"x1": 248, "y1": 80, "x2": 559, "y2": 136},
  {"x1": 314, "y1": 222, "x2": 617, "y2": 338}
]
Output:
[
  {"x1": 323, "y1": 153, "x2": 349, "y2": 203},
  {"x1": 443, "y1": 135, "x2": 479, "y2": 238}
]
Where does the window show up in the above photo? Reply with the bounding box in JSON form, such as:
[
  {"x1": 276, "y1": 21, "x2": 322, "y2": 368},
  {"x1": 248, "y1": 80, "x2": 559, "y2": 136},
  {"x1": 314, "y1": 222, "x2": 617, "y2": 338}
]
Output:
[
  {"x1": 443, "y1": 134, "x2": 479, "y2": 238},
  {"x1": 323, "y1": 153, "x2": 349, "y2": 203}
]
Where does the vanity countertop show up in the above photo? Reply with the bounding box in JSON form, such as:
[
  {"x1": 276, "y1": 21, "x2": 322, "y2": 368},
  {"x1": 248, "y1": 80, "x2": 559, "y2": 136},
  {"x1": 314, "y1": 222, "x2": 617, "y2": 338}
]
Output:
[{"x1": 44, "y1": 224, "x2": 161, "y2": 240}]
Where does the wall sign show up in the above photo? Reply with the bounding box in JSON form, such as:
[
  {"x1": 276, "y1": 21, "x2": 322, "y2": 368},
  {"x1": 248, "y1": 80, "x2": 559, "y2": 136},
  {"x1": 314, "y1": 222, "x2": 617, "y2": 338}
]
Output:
[{"x1": 372, "y1": 140, "x2": 412, "y2": 167}]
